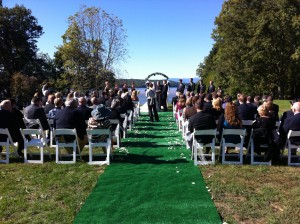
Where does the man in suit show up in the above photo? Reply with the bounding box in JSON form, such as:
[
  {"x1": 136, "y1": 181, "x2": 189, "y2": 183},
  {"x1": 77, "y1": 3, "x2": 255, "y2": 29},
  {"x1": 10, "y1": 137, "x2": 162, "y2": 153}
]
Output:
[
  {"x1": 207, "y1": 80, "x2": 216, "y2": 94},
  {"x1": 187, "y1": 99, "x2": 217, "y2": 150},
  {"x1": 267, "y1": 95, "x2": 279, "y2": 121},
  {"x1": 54, "y1": 98, "x2": 88, "y2": 153},
  {"x1": 77, "y1": 97, "x2": 92, "y2": 121},
  {"x1": 238, "y1": 94, "x2": 256, "y2": 121},
  {"x1": 44, "y1": 94, "x2": 55, "y2": 114},
  {"x1": 187, "y1": 78, "x2": 196, "y2": 93},
  {"x1": 176, "y1": 79, "x2": 185, "y2": 94},
  {"x1": 197, "y1": 80, "x2": 206, "y2": 95},
  {"x1": 161, "y1": 80, "x2": 168, "y2": 111},
  {"x1": 283, "y1": 102, "x2": 300, "y2": 155},
  {"x1": 24, "y1": 96, "x2": 50, "y2": 131},
  {"x1": 0, "y1": 100, "x2": 24, "y2": 157}
]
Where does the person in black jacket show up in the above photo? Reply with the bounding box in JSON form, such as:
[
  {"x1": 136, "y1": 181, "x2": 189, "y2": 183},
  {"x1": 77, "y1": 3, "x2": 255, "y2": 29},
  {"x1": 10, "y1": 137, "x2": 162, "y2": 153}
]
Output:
[
  {"x1": 54, "y1": 98, "x2": 88, "y2": 153},
  {"x1": 0, "y1": 100, "x2": 24, "y2": 157},
  {"x1": 188, "y1": 99, "x2": 217, "y2": 150}
]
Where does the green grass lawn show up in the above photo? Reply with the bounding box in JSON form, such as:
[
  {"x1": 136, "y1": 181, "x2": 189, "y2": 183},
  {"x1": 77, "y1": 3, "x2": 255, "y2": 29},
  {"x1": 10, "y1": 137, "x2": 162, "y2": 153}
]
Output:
[
  {"x1": 0, "y1": 157, "x2": 104, "y2": 224},
  {"x1": 200, "y1": 165, "x2": 300, "y2": 224}
]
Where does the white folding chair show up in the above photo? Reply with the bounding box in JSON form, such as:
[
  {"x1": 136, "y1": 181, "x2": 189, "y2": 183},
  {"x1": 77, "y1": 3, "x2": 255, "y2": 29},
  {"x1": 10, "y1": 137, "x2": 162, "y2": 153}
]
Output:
[
  {"x1": 192, "y1": 129, "x2": 217, "y2": 165},
  {"x1": 109, "y1": 119, "x2": 121, "y2": 148},
  {"x1": 20, "y1": 128, "x2": 51, "y2": 164},
  {"x1": 286, "y1": 130, "x2": 300, "y2": 166},
  {"x1": 176, "y1": 109, "x2": 184, "y2": 131},
  {"x1": 249, "y1": 129, "x2": 272, "y2": 165},
  {"x1": 120, "y1": 113, "x2": 128, "y2": 138},
  {"x1": 86, "y1": 129, "x2": 112, "y2": 165},
  {"x1": 220, "y1": 129, "x2": 246, "y2": 165},
  {"x1": 127, "y1": 110, "x2": 133, "y2": 131},
  {"x1": 0, "y1": 128, "x2": 17, "y2": 164},
  {"x1": 53, "y1": 129, "x2": 81, "y2": 164}
]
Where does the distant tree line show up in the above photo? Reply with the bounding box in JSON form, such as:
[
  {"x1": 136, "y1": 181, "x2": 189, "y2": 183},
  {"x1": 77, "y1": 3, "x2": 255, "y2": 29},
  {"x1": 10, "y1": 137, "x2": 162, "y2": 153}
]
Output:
[
  {"x1": 0, "y1": 4, "x2": 127, "y2": 105},
  {"x1": 197, "y1": 0, "x2": 300, "y2": 99}
]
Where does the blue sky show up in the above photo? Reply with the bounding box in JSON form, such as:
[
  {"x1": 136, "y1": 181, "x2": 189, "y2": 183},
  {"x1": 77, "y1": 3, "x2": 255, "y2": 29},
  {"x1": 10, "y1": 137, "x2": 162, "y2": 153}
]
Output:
[{"x1": 4, "y1": 0, "x2": 224, "y2": 79}]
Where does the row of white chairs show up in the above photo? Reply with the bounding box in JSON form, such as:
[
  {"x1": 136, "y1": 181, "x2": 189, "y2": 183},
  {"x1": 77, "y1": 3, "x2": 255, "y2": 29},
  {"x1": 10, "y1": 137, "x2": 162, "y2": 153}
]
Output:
[{"x1": 176, "y1": 117, "x2": 299, "y2": 166}]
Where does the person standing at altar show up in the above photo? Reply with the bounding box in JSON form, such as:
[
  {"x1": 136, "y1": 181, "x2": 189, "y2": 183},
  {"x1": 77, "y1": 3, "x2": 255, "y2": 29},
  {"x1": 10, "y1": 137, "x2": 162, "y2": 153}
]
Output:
[
  {"x1": 161, "y1": 80, "x2": 168, "y2": 111},
  {"x1": 156, "y1": 81, "x2": 163, "y2": 111},
  {"x1": 146, "y1": 83, "x2": 159, "y2": 122},
  {"x1": 177, "y1": 79, "x2": 185, "y2": 94}
]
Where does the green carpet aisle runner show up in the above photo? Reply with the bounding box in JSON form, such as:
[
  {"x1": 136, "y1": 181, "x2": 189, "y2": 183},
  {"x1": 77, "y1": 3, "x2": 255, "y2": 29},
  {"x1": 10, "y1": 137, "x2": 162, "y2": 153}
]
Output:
[{"x1": 74, "y1": 112, "x2": 221, "y2": 224}]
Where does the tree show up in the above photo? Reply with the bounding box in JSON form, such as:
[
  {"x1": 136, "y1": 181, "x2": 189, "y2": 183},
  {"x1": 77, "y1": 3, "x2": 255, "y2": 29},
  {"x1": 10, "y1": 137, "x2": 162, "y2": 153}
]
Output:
[
  {"x1": 0, "y1": 4, "x2": 43, "y2": 98},
  {"x1": 55, "y1": 5, "x2": 128, "y2": 93},
  {"x1": 201, "y1": 0, "x2": 300, "y2": 98}
]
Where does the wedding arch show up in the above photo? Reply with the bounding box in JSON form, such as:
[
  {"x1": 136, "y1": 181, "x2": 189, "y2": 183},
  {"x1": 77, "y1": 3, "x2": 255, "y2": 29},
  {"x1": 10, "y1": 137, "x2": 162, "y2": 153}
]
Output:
[{"x1": 145, "y1": 72, "x2": 169, "y2": 81}]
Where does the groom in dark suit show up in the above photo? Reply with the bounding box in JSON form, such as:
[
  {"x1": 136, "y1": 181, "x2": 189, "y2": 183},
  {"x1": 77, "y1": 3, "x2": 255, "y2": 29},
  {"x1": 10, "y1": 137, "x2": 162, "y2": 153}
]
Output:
[{"x1": 188, "y1": 99, "x2": 216, "y2": 149}]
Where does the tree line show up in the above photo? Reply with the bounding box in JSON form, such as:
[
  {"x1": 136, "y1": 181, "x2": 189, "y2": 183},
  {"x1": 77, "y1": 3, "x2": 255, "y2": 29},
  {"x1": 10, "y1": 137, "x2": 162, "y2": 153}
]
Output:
[
  {"x1": 197, "y1": 0, "x2": 300, "y2": 99},
  {"x1": 0, "y1": 4, "x2": 127, "y2": 105}
]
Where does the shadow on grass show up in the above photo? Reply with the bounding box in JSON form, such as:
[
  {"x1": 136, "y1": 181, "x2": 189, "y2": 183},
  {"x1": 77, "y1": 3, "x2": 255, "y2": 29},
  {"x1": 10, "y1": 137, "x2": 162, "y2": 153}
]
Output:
[{"x1": 111, "y1": 153, "x2": 189, "y2": 164}]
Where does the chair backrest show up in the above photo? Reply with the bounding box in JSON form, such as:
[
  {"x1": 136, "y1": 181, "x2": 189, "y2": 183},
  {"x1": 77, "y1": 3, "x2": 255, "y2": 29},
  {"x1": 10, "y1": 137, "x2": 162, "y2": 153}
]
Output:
[
  {"x1": 193, "y1": 129, "x2": 217, "y2": 141},
  {"x1": 287, "y1": 130, "x2": 300, "y2": 139},
  {"x1": 23, "y1": 118, "x2": 42, "y2": 129},
  {"x1": 222, "y1": 128, "x2": 246, "y2": 136},
  {"x1": 242, "y1": 120, "x2": 254, "y2": 126},
  {"x1": 20, "y1": 128, "x2": 44, "y2": 140},
  {"x1": 53, "y1": 128, "x2": 77, "y2": 137},
  {"x1": 0, "y1": 128, "x2": 15, "y2": 146},
  {"x1": 86, "y1": 129, "x2": 111, "y2": 141}
]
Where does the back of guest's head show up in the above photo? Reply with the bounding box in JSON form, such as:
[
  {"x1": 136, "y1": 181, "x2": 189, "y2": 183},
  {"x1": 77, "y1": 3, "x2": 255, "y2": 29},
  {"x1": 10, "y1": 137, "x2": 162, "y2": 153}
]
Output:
[
  {"x1": 31, "y1": 96, "x2": 42, "y2": 105},
  {"x1": 55, "y1": 92, "x2": 62, "y2": 98},
  {"x1": 54, "y1": 98, "x2": 63, "y2": 107},
  {"x1": 267, "y1": 95, "x2": 274, "y2": 102},
  {"x1": 212, "y1": 92, "x2": 218, "y2": 99},
  {"x1": 195, "y1": 99, "x2": 204, "y2": 110},
  {"x1": 78, "y1": 97, "x2": 86, "y2": 106},
  {"x1": 111, "y1": 99, "x2": 120, "y2": 109},
  {"x1": 205, "y1": 94, "x2": 212, "y2": 101},
  {"x1": 192, "y1": 96, "x2": 199, "y2": 105},
  {"x1": 66, "y1": 92, "x2": 74, "y2": 101},
  {"x1": 224, "y1": 102, "x2": 241, "y2": 126},
  {"x1": 185, "y1": 98, "x2": 192, "y2": 107},
  {"x1": 239, "y1": 94, "x2": 246, "y2": 103},
  {"x1": 47, "y1": 94, "x2": 55, "y2": 103},
  {"x1": 212, "y1": 98, "x2": 222, "y2": 111},
  {"x1": 0, "y1": 100, "x2": 11, "y2": 111},
  {"x1": 257, "y1": 104, "x2": 270, "y2": 117},
  {"x1": 247, "y1": 95, "x2": 253, "y2": 103},
  {"x1": 225, "y1": 95, "x2": 233, "y2": 103},
  {"x1": 91, "y1": 97, "x2": 99, "y2": 105},
  {"x1": 65, "y1": 98, "x2": 78, "y2": 108},
  {"x1": 292, "y1": 102, "x2": 300, "y2": 113}
]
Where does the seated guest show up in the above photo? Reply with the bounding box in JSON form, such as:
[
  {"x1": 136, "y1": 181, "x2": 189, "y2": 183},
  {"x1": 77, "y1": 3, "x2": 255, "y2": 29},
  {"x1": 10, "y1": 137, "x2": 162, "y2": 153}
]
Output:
[
  {"x1": 121, "y1": 92, "x2": 134, "y2": 113},
  {"x1": 9, "y1": 98, "x2": 26, "y2": 129},
  {"x1": 254, "y1": 95, "x2": 262, "y2": 107},
  {"x1": 105, "y1": 92, "x2": 115, "y2": 108},
  {"x1": 279, "y1": 99, "x2": 298, "y2": 142},
  {"x1": 183, "y1": 96, "x2": 199, "y2": 121},
  {"x1": 0, "y1": 100, "x2": 24, "y2": 157},
  {"x1": 44, "y1": 94, "x2": 55, "y2": 114},
  {"x1": 24, "y1": 96, "x2": 49, "y2": 131},
  {"x1": 171, "y1": 91, "x2": 180, "y2": 106},
  {"x1": 252, "y1": 104, "x2": 281, "y2": 164},
  {"x1": 217, "y1": 102, "x2": 242, "y2": 147},
  {"x1": 282, "y1": 102, "x2": 300, "y2": 155},
  {"x1": 88, "y1": 105, "x2": 113, "y2": 145},
  {"x1": 98, "y1": 91, "x2": 107, "y2": 105},
  {"x1": 107, "y1": 99, "x2": 123, "y2": 131},
  {"x1": 77, "y1": 97, "x2": 92, "y2": 121},
  {"x1": 131, "y1": 90, "x2": 139, "y2": 101},
  {"x1": 211, "y1": 97, "x2": 224, "y2": 120},
  {"x1": 90, "y1": 97, "x2": 99, "y2": 109},
  {"x1": 187, "y1": 99, "x2": 217, "y2": 150},
  {"x1": 175, "y1": 97, "x2": 186, "y2": 120},
  {"x1": 48, "y1": 98, "x2": 63, "y2": 119},
  {"x1": 54, "y1": 98, "x2": 88, "y2": 153},
  {"x1": 203, "y1": 94, "x2": 213, "y2": 113},
  {"x1": 265, "y1": 96, "x2": 279, "y2": 121},
  {"x1": 238, "y1": 94, "x2": 256, "y2": 120}
]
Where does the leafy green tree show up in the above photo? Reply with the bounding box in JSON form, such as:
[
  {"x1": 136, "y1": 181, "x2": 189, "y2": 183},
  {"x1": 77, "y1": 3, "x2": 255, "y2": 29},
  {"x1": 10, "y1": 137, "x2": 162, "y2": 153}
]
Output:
[
  {"x1": 55, "y1": 5, "x2": 127, "y2": 93},
  {"x1": 201, "y1": 0, "x2": 300, "y2": 98},
  {"x1": 0, "y1": 4, "x2": 43, "y2": 98}
]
